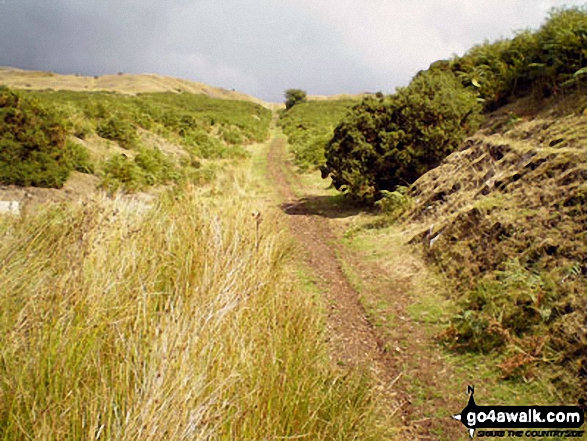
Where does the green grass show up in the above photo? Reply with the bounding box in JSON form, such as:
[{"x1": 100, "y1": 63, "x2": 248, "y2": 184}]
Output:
[
  {"x1": 23, "y1": 89, "x2": 272, "y2": 145},
  {"x1": 99, "y1": 146, "x2": 181, "y2": 192},
  {"x1": 330, "y1": 214, "x2": 580, "y2": 441}
]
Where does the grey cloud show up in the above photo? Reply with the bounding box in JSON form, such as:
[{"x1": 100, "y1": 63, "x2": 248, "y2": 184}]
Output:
[
  {"x1": 0, "y1": 0, "x2": 383, "y2": 100},
  {"x1": 0, "y1": 0, "x2": 583, "y2": 101}
]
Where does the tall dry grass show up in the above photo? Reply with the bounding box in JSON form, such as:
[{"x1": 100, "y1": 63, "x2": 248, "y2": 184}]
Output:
[{"x1": 0, "y1": 173, "x2": 391, "y2": 439}]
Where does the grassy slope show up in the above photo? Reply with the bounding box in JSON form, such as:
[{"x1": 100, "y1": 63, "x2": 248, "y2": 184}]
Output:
[
  {"x1": 400, "y1": 93, "x2": 587, "y2": 390},
  {"x1": 275, "y1": 90, "x2": 587, "y2": 438},
  {"x1": 278, "y1": 99, "x2": 359, "y2": 170},
  {"x1": 288, "y1": 138, "x2": 585, "y2": 440}
]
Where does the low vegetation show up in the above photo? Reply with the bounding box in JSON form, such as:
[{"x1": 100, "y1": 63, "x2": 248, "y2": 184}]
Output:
[
  {"x1": 1, "y1": 5, "x2": 585, "y2": 435},
  {"x1": 0, "y1": 169, "x2": 391, "y2": 439},
  {"x1": 284, "y1": 88, "x2": 307, "y2": 110},
  {"x1": 290, "y1": 6, "x2": 587, "y2": 394},
  {"x1": 448, "y1": 6, "x2": 587, "y2": 110},
  {"x1": 402, "y1": 98, "x2": 587, "y2": 390},
  {"x1": 319, "y1": 6, "x2": 586, "y2": 203},
  {"x1": 100, "y1": 147, "x2": 180, "y2": 193}
]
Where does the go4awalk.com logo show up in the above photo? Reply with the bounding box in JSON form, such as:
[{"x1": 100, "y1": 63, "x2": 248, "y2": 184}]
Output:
[{"x1": 452, "y1": 386, "x2": 586, "y2": 438}]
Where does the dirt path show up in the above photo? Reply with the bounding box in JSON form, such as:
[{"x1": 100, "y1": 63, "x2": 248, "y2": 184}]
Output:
[
  {"x1": 266, "y1": 135, "x2": 469, "y2": 440},
  {"x1": 267, "y1": 136, "x2": 387, "y2": 368}
]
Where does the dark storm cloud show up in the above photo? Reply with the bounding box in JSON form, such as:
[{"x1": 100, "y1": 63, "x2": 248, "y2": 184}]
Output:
[
  {"x1": 0, "y1": 0, "x2": 584, "y2": 101},
  {"x1": 0, "y1": 1, "x2": 162, "y2": 74},
  {"x1": 0, "y1": 0, "x2": 383, "y2": 100}
]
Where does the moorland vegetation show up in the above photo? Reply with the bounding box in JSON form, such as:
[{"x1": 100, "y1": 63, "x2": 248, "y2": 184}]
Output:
[{"x1": 0, "y1": 88, "x2": 272, "y2": 191}]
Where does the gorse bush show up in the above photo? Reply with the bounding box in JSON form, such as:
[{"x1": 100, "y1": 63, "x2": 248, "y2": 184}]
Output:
[
  {"x1": 316, "y1": 7, "x2": 585, "y2": 203},
  {"x1": 0, "y1": 87, "x2": 94, "y2": 188},
  {"x1": 322, "y1": 71, "x2": 482, "y2": 203}
]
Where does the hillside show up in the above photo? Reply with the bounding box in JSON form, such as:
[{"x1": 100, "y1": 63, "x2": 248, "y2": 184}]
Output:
[
  {"x1": 0, "y1": 83, "x2": 272, "y2": 206},
  {"x1": 1, "y1": 6, "x2": 586, "y2": 439},
  {"x1": 0, "y1": 66, "x2": 269, "y2": 107},
  {"x1": 0, "y1": 75, "x2": 395, "y2": 440},
  {"x1": 403, "y1": 93, "x2": 587, "y2": 387}
]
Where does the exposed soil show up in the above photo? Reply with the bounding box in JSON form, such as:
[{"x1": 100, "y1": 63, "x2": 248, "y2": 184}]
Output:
[{"x1": 266, "y1": 135, "x2": 469, "y2": 440}]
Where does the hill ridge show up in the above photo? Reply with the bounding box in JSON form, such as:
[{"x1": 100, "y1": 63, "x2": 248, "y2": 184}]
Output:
[{"x1": 0, "y1": 66, "x2": 272, "y2": 108}]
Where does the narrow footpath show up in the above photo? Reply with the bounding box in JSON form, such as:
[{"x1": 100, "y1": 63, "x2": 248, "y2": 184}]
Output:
[{"x1": 266, "y1": 134, "x2": 471, "y2": 440}]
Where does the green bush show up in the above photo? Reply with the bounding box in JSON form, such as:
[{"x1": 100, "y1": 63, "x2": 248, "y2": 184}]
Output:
[
  {"x1": 450, "y1": 6, "x2": 587, "y2": 108},
  {"x1": 100, "y1": 147, "x2": 179, "y2": 192},
  {"x1": 96, "y1": 115, "x2": 138, "y2": 149},
  {"x1": 134, "y1": 147, "x2": 178, "y2": 185},
  {"x1": 64, "y1": 140, "x2": 95, "y2": 174},
  {"x1": 444, "y1": 260, "x2": 557, "y2": 354},
  {"x1": 22, "y1": 90, "x2": 272, "y2": 160},
  {"x1": 220, "y1": 127, "x2": 244, "y2": 145},
  {"x1": 184, "y1": 128, "x2": 246, "y2": 159},
  {"x1": 322, "y1": 71, "x2": 482, "y2": 203},
  {"x1": 0, "y1": 87, "x2": 92, "y2": 188},
  {"x1": 284, "y1": 89, "x2": 307, "y2": 110},
  {"x1": 375, "y1": 187, "x2": 412, "y2": 221},
  {"x1": 11, "y1": 89, "x2": 271, "y2": 190},
  {"x1": 99, "y1": 154, "x2": 146, "y2": 192}
]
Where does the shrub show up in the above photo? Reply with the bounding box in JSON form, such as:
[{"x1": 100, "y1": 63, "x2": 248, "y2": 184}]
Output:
[
  {"x1": 64, "y1": 140, "x2": 95, "y2": 174},
  {"x1": 134, "y1": 147, "x2": 178, "y2": 185},
  {"x1": 100, "y1": 147, "x2": 180, "y2": 192},
  {"x1": 0, "y1": 87, "x2": 91, "y2": 188},
  {"x1": 443, "y1": 260, "x2": 556, "y2": 354},
  {"x1": 96, "y1": 115, "x2": 138, "y2": 149},
  {"x1": 322, "y1": 71, "x2": 482, "y2": 203},
  {"x1": 291, "y1": 132, "x2": 331, "y2": 171},
  {"x1": 220, "y1": 127, "x2": 244, "y2": 145},
  {"x1": 375, "y1": 187, "x2": 412, "y2": 221},
  {"x1": 450, "y1": 6, "x2": 587, "y2": 108},
  {"x1": 99, "y1": 154, "x2": 145, "y2": 192},
  {"x1": 284, "y1": 89, "x2": 307, "y2": 110},
  {"x1": 184, "y1": 129, "x2": 248, "y2": 160}
]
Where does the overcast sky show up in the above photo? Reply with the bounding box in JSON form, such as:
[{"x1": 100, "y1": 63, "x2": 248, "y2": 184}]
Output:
[{"x1": 0, "y1": 0, "x2": 584, "y2": 102}]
